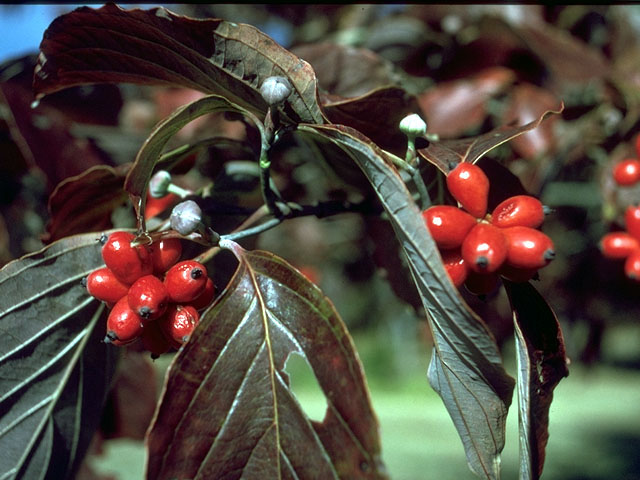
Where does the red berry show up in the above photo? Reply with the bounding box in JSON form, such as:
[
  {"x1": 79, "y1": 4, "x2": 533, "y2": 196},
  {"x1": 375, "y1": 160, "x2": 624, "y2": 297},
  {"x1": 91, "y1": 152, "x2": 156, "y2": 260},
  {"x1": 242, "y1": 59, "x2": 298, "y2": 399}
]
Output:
[
  {"x1": 600, "y1": 232, "x2": 640, "y2": 259},
  {"x1": 145, "y1": 192, "x2": 179, "y2": 219},
  {"x1": 440, "y1": 249, "x2": 469, "y2": 287},
  {"x1": 101, "y1": 231, "x2": 152, "y2": 285},
  {"x1": 461, "y1": 223, "x2": 508, "y2": 273},
  {"x1": 423, "y1": 206, "x2": 477, "y2": 249},
  {"x1": 141, "y1": 320, "x2": 172, "y2": 359},
  {"x1": 190, "y1": 278, "x2": 216, "y2": 310},
  {"x1": 85, "y1": 267, "x2": 130, "y2": 304},
  {"x1": 105, "y1": 297, "x2": 144, "y2": 346},
  {"x1": 464, "y1": 271, "x2": 500, "y2": 296},
  {"x1": 160, "y1": 304, "x2": 200, "y2": 347},
  {"x1": 491, "y1": 195, "x2": 545, "y2": 229},
  {"x1": 164, "y1": 260, "x2": 208, "y2": 303},
  {"x1": 625, "y1": 205, "x2": 640, "y2": 241},
  {"x1": 149, "y1": 238, "x2": 182, "y2": 275},
  {"x1": 612, "y1": 159, "x2": 640, "y2": 186},
  {"x1": 624, "y1": 249, "x2": 640, "y2": 281},
  {"x1": 446, "y1": 162, "x2": 490, "y2": 218},
  {"x1": 502, "y1": 226, "x2": 555, "y2": 269},
  {"x1": 127, "y1": 275, "x2": 169, "y2": 321}
]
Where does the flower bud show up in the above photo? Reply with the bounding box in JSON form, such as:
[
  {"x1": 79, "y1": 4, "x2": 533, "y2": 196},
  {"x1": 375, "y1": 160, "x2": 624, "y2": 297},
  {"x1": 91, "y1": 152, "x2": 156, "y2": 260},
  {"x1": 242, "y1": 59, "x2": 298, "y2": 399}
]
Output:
[
  {"x1": 149, "y1": 170, "x2": 172, "y2": 198},
  {"x1": 260, "y1": 76, "x2": 292, "y2": 106},
  {"x1": 170, "y1": 200, "x2": 202, "y2": 235},
  {"x1": 399, "y1": 113, "x2": 427, "y2": 138}
]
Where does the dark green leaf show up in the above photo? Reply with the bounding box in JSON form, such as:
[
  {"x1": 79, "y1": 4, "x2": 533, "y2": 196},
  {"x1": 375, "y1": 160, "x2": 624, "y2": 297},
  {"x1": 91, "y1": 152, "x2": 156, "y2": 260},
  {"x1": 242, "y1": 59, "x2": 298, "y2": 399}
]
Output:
[
  {"x1": 418, "y1": 106, "x2": 563, "y2": 173},
  {"x1": 503, "y1": 281, "x2": 569, "y2": 480},
  {"x1": 0, "y1": 232, "x2": 119, "y2": 480},
  {"x1": 299, "y1": 124, "x2": 515, "y2": 479},
  {"x1": 146, "y1": 245, "x2": 386, "y2": 480},
  {"x1": 34, "y1": 4, "x2": 324, "y2": 125}
]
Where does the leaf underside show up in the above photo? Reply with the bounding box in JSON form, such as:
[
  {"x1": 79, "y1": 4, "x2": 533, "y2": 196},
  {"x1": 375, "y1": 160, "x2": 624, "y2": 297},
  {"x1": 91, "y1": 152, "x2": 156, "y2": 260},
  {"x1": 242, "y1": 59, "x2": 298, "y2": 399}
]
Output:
[
  {"x1": 299, "y1": 124, "x2": 515, "y2": 480},
  {"x1": 0, "y1": 232, "x2": 119, "y2": 480},
  {"x1": 146, "y1": 246, "x2": 386, "y2": 480},
  {"x1": 504, "y1": 281, "x2": 569, "y2": 480}
]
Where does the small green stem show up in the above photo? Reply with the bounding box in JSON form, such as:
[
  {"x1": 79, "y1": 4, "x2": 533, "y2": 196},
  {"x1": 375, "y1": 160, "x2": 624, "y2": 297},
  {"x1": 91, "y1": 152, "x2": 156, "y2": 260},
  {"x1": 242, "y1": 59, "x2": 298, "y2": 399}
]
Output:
[
  {"x1": 166, "y1": 183, "x2": 191, "y2": 199},
  {"x1": 221, "y1": 217, "x2": 282, "y2": 242},
  {"x1": 405, "y1": 137, "x2": 417, "y2": 165}
]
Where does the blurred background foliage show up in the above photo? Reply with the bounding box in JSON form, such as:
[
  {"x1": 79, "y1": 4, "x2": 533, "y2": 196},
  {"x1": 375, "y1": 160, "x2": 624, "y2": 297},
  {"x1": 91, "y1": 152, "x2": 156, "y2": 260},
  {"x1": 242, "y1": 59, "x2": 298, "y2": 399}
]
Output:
[{"x1": 2, "y1": 4, "x2": 640, "y2": 479}]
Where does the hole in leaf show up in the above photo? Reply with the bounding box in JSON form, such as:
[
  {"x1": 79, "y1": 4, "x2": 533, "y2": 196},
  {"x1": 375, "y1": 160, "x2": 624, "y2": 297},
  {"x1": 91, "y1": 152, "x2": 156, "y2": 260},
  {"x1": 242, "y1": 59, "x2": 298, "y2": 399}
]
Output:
[{"x1": 283, "y1": 352, "x2": 328, "y2": 422}]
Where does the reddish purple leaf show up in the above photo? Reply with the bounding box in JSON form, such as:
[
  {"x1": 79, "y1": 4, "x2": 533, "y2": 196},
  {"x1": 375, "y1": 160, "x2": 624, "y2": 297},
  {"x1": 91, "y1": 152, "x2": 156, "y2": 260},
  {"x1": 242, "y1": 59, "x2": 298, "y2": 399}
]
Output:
[
  {"x1": 322, "y1": 87, "x2": 421, "y2": 156},
  {"x1": 45, "y1": 165, "x2": 130, "y2": 243},
  {"x1": 418, "y1": 104, "x2": 563, "y2": 174},
  {"x1": 417, "y1": 67, "x2": 516, "y2": 138},
  {"x1": 146, "y1": 245, "x2": 385, "y2": 480},
  {"x1": 503, "y1": 83, "x2": 560, "y2": 159},
  {"x1": 34, "y1": 4, "x2": 324, "y2": 125},
  {"x1": 503, "y1": 280, "x2": 570, "y2": 480}
]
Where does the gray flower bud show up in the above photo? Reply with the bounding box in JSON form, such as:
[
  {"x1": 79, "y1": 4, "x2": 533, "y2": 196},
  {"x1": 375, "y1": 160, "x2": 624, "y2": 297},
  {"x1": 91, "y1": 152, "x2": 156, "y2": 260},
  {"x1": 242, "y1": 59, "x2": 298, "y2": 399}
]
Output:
[
  {"x1": 170, "y1": 200, "x2": 202, "y2": 235},
  {"x1": 149, "y1": 170, "x2": 172, "y2": 198},
  {"x1": 399, "y1": 113, "x2": 427, "y2": 138},
  {"x1": 260, "y1": 76, "x2": 292, "y2": 106}
]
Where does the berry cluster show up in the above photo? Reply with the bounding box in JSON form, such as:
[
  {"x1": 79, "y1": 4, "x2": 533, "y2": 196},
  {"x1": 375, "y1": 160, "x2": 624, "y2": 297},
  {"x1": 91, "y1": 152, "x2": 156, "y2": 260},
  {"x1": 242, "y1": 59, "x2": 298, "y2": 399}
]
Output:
[
  {"x1": 600, "y1": 205, "x2": 640, "y2": 281},
  {"x1": 612, "y1": 136, "x2": 640, "y2": 187},
  {"x1": 84, "y1": 231, "x2": 215, "y2": 357},
  {"x1": 423, "y1": 162, "x2": 555, "y2": 295}
]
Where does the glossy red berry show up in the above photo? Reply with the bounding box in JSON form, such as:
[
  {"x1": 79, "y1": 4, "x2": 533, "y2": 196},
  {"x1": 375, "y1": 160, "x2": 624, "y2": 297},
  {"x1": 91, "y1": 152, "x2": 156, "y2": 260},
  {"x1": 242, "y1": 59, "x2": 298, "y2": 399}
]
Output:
[
  {"x1": 101, "y1": 231, "x2": 152, "y2": 285},
  {"x1": 85, "y1": 267, "x2": 130, "y2": 304},
  {"x1": 612, "y1": 159, "x2": 640, "y2": 186},
  {"x1": 105, "y1": 297, "x2": 144, "y2": 346},
  {"x1": 141, "y1": 320, "x2": 172, "y2": 359},
  {"x1": 461, "y1": 223, "x2": 508, "y2": 273},
  {"x1": 600, "y1": 232, "x2": 640, "y2": 259},
  {"x1": 464, "y1": 271, "x2": 500, "y2": 296},
  {"x1": 145, "y1": 192, "x2": 179, "y2": 220},
  {"x1": 149, "y1": 238, "x2": 182, "y2": 275},
  {"x1": 446, "y1": 162, "x2": 490, "y2": 218},
  {"x1": 423, "y1": 206, "x2": 477, "y2": 249},
  {"x1": 190, "y1": 277, "x2": 216, "y2": 310},
  {"x1": 491, "y1": 195, "x2": 545, "y2": 229},
  {"x1": 624, "y1": 249, "x2": 640, "y2": 281},
  {"x1": 127, "y1": 275, "x2": 169, "y2": 321},
  {"x1": 440, "y1": 249, "x2": 469, "y2": 287},
  {"x1": 164, "y1": 260, "x2": 208, "y2": 303},
  {"x1": 625, "y1": 205, "x2": 640, "y2": 241},
  {"x1": 160, "y1": 304, "x2": 200, "y2": 347},
  {"x1": 502, "y1": 226, "x2": 555, "y2": 269}
]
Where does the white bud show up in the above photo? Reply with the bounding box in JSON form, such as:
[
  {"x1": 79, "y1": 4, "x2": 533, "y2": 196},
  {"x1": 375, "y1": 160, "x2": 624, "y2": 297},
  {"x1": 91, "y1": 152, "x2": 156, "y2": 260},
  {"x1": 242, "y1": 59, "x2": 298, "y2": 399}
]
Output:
[
  {"x1": 170, "y1": 200, "x2": 202, "y2": 235},
  {"x1": 260, "y1": 76, "x2": 292, "y2": 106},
  {"x1": 399, "y1": 113, "x2": 427, "y2": 138},
  {"x1": 149, "y1": 170, "x2": 172, "y2": 198}
]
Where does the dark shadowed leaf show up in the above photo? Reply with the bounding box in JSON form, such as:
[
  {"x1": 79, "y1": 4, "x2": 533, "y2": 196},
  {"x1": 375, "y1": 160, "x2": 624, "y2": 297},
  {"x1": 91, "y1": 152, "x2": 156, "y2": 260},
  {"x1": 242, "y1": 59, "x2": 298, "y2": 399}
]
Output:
[
  {"x1": 146, "y1": 245, "x2": 386, "y2": 480},
  {"x1": 321, "y1": 86, "x2": 422, "y2": 156},
  {"x1": 292, "y1": 43, "x2": 399, "y2": 98},
  {"x1": 45, "y1": 165, "x2": 130, "y2": 243},
  {"x1": 34, "y1": 4, "x2": 324, "y2": 125},
  {"x1": 0, "y1": 74, "x2": 106, "y2": 192},
  {"x1": 299, "y1": 124, "x2": 515, "y2": 479},
  {"x1": 503, "y1": 281, "x2": 569, "y2": 480},
  {"x1": 417, "y1": 67, "x2": 516, "y2": 138},
  {"x1": 418, "y1": 105, "x2": 563, "y2": 173},
  {"x1": 0, "y1": 232, "x2": 119, "y2": 480},
  {"x1": 124, "y1": 94, "x2": 262, "y2": 226}
]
